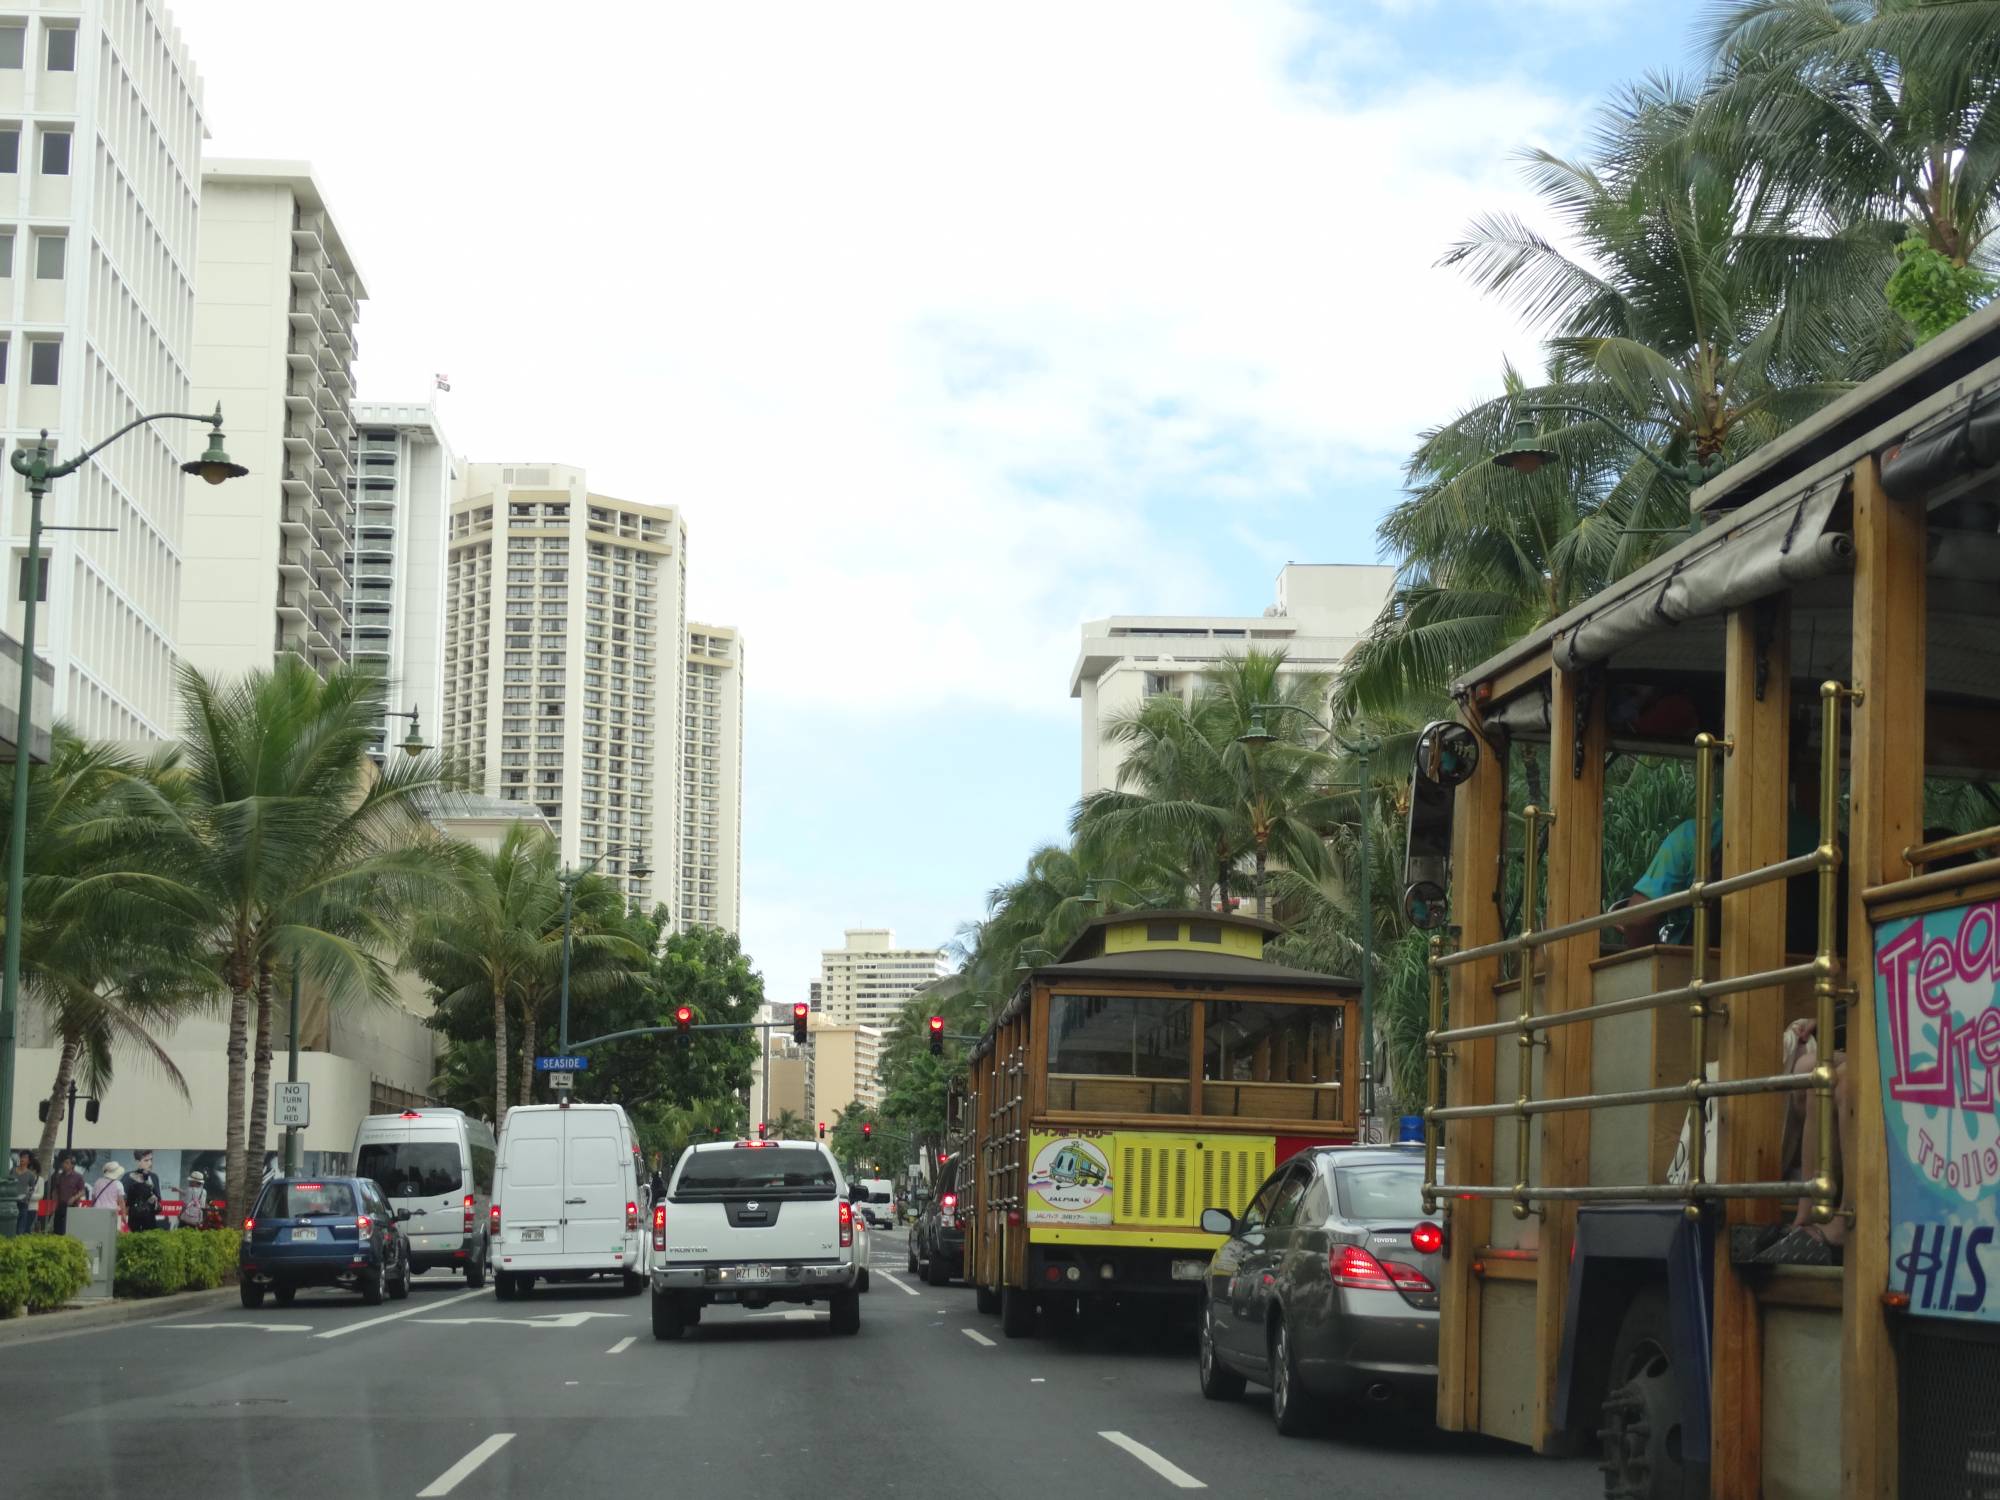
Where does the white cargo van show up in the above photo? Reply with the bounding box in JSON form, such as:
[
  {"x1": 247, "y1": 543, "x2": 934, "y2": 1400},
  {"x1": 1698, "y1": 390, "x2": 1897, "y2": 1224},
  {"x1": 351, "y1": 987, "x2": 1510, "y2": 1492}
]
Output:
[
  {"x1": 855, "y1": 1177, "x2": 896, "y2": 1227},
  {"x1": 351, "y1": 1108, "x2": 497, "y2": 1288},
  {"x1": 490, "y1": 1102, "x2": 647, "y2": 1299}
]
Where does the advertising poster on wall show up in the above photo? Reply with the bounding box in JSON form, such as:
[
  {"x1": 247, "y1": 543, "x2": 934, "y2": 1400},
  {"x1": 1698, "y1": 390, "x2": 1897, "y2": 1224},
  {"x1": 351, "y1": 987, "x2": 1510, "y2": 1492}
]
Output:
[{"x1": 1874, "y1": 899, "x2": 2000, "y2": 1322}]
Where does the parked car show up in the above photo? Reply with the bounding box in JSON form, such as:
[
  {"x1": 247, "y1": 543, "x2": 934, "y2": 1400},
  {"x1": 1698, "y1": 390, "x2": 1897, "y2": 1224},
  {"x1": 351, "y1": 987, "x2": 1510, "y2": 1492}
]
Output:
[
  {"x1": 238, "y1": 1176, "x2": 414, "y2": 1308},
  {"x1": 1197, "y1": 1145, "x2": 1444, "y2": 1435},
  {"x1": 490, "y1": 1103, "x2": 647, "y2": 1299},
  {"x1": 352, "y1": 1107, "x2": 496, "y2": 1288},
  {"x1": 650, "y1": 1138, "x2": 862, "y2": 1340},
  {"x1": 909, "y1": 1160, "x2": 965, "y2": 1286}
]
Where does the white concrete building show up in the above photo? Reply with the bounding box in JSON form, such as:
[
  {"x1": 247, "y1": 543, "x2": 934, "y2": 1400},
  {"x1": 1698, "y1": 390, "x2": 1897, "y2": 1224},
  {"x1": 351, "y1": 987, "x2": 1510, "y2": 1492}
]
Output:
[
  {"x1": 1071, "y1": 562, "x2": 1397, "y2": 795},
  {"x1": 818, "y1": 929, "x2": 949, "y2": 1032},
  {"x1": 0, "y1": 2, "x2": 203, "y2": 742},
  {"x1": 348, "y1": 401, "x2": 455, "y2": 760},
  {"x1": 180, "y1": 160, "x2": 365, "y2": 682},
  {"x1": 681, "y1": 622, "x2": 742, "y2": 931},
  {"x1": 804, "y1": 1016, "x2": 885, "y2": 1122},
  {"x1": 441, "y1": 463, "x2": 684, "y2": 912}
]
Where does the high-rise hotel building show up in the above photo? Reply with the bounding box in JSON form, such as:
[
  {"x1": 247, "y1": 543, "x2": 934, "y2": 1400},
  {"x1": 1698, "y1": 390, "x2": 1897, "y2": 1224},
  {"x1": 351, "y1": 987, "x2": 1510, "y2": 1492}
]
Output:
[
  {"x1": 441, "y1": 463, "x2": 683, "y2": 911},
  {"x1": 0, "y1": 2, "x2": 203, "y2": 741},
  {"x1": 682, "y1": 622, "x2": 742, "y2": 932}
]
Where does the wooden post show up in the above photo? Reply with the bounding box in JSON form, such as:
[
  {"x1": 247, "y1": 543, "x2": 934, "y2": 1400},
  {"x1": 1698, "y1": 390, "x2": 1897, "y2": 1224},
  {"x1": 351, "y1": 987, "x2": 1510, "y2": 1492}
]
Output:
[
  {"x1": 1844, "y1": 455, "x2": 1922, "y2": 1498},
  {"x1": 1533, "y1": 663, "x2": 1605, "y2": 1449},
  {"x1": 1436, "y1": 715, "x2": 1506, "y2": 1433},
  {"x1": 1711, "y1": 603, "x2": 1792, "y2": 1499}
]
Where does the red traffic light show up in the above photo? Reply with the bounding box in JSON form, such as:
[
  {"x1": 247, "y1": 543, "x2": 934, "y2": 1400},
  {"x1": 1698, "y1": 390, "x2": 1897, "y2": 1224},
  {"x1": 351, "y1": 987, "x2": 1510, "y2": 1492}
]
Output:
[
  {"x1": 794, "y1": 1002, "x2": 810, "y2": 1018},
  {"x1": 928, "y1": 1014, "x2": 944, "y2": 1032},
  {"x1": 928, "y1": 1013, "x2": 945, "y2": 1056},
  {"x1": 817, "y1": 1121, "x2": 826, "y2": 1138},
  {"x1": 792, "y1": 1000, "x2": 810, "y2": 1045},
  {"x1": 674, "y1": 1006, "x2": 693, "y2": 1026},
  {"x1": 861, "y1": 1122, "x2": 872, "y2": 1139},
  {"x1": 757, "y1": 1121, "x2": 769, "y2": 1140}
]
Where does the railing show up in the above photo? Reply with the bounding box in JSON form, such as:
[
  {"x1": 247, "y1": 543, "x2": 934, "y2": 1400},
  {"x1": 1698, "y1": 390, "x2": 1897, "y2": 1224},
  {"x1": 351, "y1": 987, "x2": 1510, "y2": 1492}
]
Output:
[{"x1": 1423, "y1": 681, "x2": 1853, "y2": 1226}]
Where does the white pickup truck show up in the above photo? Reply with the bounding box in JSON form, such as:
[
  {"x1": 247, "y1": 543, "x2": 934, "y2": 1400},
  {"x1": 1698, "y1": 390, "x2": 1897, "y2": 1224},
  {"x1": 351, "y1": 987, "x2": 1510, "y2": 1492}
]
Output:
[{"x1": 649, "y1": 1138, "x2": 863, "y2": 1340}]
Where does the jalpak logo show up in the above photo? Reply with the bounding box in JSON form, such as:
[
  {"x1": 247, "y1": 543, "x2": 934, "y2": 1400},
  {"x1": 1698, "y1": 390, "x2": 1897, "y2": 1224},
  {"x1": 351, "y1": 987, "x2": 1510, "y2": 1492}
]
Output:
[{"x1": 1028, "y1": 1138, "x2": 1112, "y2": 1210}]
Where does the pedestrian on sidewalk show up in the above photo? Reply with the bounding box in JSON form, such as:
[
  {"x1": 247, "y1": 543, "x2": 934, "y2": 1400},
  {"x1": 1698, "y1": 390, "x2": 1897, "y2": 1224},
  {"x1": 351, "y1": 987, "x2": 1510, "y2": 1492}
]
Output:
[
  {"x1": 11, "y1": 1151, "x2": 41, "y2": 1235},
  {"x1": 87, "y1": 1160, "x2": 128, "y2": 1229},
  {"x1": 125, "y1": 1151, "x2": 163, "y2": 1232},
  {"x1": 49, "y1": 1152, "x2": 86, "y2": 1236},
  {"x1": 178, "y1": 1171, "x2": 208, "y2": 1229}
]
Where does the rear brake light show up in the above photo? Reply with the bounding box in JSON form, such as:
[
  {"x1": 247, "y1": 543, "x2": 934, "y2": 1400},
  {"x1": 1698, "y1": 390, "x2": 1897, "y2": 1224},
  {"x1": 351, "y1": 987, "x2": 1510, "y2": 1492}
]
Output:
[
  {"x1": 941, "y1": 1193, "x2": 957, "y2": 1210},
  {"x1": 399, "y1": 1110, "x2": 423, "y2": 1119},
  {"x1": 294, "y1": 1183, "x2": 324, "y2": 1192},
  {"x1": 489, "y1": 1202, "x2": 501, "y2": 1237},
  {"x1": 733, "y1": 1140, "x2": 778, "y2": 1148},
  {"x1": 463, "y1": 1194, "x2": 475, "y2": 1234},
  {"x1": 1411, "y1": 1221, "x2": 1443, "y2": 1255},
  {"x1": 652, "y1": 1203, "x2": 666, "y2": 1252},
  {"x1": 1331, "y1": 1244, "x2": 1433, "y2": 1293},
  {"x1": 838, "y1": 1199, "x2": 853, "y2": 1248},
  {"x1": 357, "y1": 1215, "x2": 372, "y2": 1234},
  {"x1": 625, "y1": 1200, "x2": 638, "y2": 1232},
  {"x1": 243, "y1": 1217, "x2": 255, "y2": 1233}
]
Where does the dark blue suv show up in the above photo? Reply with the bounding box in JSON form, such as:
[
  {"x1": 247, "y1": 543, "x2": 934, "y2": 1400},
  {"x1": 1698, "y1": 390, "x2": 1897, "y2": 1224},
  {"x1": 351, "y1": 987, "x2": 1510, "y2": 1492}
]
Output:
[{"x1": 239, "y1": 1176, "x2": 413, "y2": 1308}]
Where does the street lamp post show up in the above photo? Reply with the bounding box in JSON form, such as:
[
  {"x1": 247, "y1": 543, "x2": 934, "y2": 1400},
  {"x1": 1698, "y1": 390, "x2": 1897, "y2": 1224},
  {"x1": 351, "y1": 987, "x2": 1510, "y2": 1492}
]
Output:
[
  {"x1": 557, "y1": 839, "x2": 652, "y2": 1056},
  {"x1": 1492, "y1": 405, "x2": 1727, "y2": 540},
  {"x1": 0, "y1": 408, "x2": 244, "y2": 1234},
  {"x1": 1239, "y1": 704, "x2": 1382, "y2": 1132}
]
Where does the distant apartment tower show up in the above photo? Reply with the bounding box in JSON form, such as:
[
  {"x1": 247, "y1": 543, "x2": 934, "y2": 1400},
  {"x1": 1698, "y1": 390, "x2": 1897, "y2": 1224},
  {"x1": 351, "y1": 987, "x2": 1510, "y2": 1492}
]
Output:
[
  {"x1": 440, "y1": 463, "x2": 683, "y2": 910},
  {"x1": 819, "y1": 929, "x2": 949, "y2": 1031},
  {"x1": 0, "y1": 4, "x2": 203, "y2": 741},
  {"x1": 681, "y1": 622, "x2": 743, "y2": 930},
  {"x1": 181, "y1": 160, "x2": 364, "y2": 682},
  {"x1": 348, "y1": 402, "x2": 455, "y2": 759},
  {"x1": 1071, "y1": 563, "x2": 1397, "y2": 795}
]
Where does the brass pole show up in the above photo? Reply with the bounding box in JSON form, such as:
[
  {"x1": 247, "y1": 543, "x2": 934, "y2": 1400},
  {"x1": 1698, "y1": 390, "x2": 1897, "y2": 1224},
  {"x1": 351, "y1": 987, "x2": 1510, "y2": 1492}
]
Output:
[
  {"x1": 1811, "y1": 683, "x2": 1849, "y2": 1224},
  {"x1": 1686, "y1": 733, "x2": 1720, "y2": 1217},
  {"x1": 1514, "y1": 806, "x2": 1546, "y2": 1220},
  {"x1": 1424, "y1": 934, "x2": 1444, "y2": 1216}
]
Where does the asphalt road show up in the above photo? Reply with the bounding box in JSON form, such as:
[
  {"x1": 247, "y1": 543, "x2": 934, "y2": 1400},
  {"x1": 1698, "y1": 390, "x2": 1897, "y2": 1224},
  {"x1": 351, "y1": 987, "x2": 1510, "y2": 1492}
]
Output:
[{"x1": 0, "y1": 1228, "x2": 1603, "y2": 1499}]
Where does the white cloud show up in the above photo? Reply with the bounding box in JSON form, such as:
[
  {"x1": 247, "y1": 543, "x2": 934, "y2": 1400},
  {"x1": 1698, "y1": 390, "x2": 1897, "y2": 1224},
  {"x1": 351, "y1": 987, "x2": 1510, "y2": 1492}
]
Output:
[{"x1": 174, "y1": 0, "x2": 1578, "y2": 718}]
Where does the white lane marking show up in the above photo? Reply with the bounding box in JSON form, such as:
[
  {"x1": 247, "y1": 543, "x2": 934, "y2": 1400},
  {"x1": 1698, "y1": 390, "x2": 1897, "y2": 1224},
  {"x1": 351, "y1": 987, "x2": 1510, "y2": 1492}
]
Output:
[
  {"x1": 879, "y1": 1271, "x2": 922, "y2": 1297},
  {"x1": 1098, "y1": 1432, "x2": 1206, "y2": 1490},
  {"x1": 961, "y1": 1328, "x2": 996, "y2": 1347},
  {"x1": 413, "y1": 1311, "x2": 629, "y2": 1330},
  {"x1": 314, "y1": 1287, "x2": 486, "y2": 1340},
  {"x1": 416, "y1": 1433, "x2": 514, "y2": 1497},
  {"x1": 158, "y1": 1323, "x2": 311, "y2": 1334},
  {"x1": 606, "y1": 1336, "x2": 635, "y2": 1354},
  {"x1": 1031, "y1": 1377, "x2": 1046, "y2": 1383}
]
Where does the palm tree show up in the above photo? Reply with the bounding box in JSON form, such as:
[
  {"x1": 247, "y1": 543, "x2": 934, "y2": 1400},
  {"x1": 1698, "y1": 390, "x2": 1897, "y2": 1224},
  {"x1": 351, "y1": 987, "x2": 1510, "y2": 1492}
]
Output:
[
  {"x1": 771, "y1": 1108, "x2": 807, "y2": 1141},
  {"x1": 407, "y1": 823, "x2": 562, "y2": 1124},
  {"x1": 6, "y1": 730, "x2": 213, "y2": 1161},
  {"x1": 1702, "y1": 0, "x2": 2000, "y2": 269},
  {"x1": 507, "y1": 867, "x2": 639, "y2": 1108},
  {"x1": 1074, "y1": 696, "x2": 1237, "y2": 908},
  {"x1": 1342, "y1": 77, "x2": 1895, "y2": 718},
  {"x1": 159, "y1": 658, "x2": 464, "y2": 1215}
]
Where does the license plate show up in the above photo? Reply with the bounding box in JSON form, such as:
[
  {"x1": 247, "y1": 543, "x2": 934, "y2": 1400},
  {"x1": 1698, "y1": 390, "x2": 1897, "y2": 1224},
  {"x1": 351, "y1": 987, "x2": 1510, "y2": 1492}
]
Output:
[
  {"x1": 290, "y1": 1227, "x2": 318, "y2": 1242},
  {"x1": 738, "y1": 1264, "x2": 773, "y2": 1283},
  {"x1": 520, "y1": 1228, "x2": 545, "y2": 1243},
  {"x1": 1171, "y1": 1258, "x2": 1207, "y2": 1281}
]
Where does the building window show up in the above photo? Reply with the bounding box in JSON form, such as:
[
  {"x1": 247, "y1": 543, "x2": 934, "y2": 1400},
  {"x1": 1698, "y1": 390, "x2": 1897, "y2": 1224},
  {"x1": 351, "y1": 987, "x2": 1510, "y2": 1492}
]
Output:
[
  {"x1": 0, "y1": 26, "x2": 19, "y2": 68},
  {"x1": 0, "y1": 337, "x2": 9, "y2": 384},
  {"x1": 33, "y1": 232, "x2": 61, "y2": 280},
  {"x1": 0, "y1": 232, "x2": 11, "y2": 278},
  {"x1": 43, "y1": 24, "x2": 74, "y2": 71},
  {"x1": 27, "y1": 337, "x2": 57, "y2": 385},
  {"x1": 39, "y1": 128, "x2": 68, "y2": 175},
  {"x1": 0, "y1": 128, "x2": 17, "y2": 174}
]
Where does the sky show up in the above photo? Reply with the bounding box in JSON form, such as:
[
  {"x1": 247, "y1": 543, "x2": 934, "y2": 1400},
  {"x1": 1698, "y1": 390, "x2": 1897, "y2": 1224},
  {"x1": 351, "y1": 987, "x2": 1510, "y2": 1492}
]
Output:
[{"x1": 171, "y1": 0, "x2": 1696, "y2": 1002}]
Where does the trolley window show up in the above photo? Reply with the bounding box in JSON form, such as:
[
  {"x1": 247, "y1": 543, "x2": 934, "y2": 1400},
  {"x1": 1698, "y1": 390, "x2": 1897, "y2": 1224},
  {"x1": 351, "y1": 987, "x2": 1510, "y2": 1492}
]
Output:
[{"x1": 1046, "y1": 994, "x2": 1191, "y2": 1114}]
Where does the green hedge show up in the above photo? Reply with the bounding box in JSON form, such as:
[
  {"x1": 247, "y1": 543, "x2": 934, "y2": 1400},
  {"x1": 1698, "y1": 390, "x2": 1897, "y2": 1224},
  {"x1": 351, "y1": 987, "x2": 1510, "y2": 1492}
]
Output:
[
  {"x1": 3, "y1": 1235, "x2": 90, "y2": 1312},
  {"x1": 113, "y1": 1230, "x2": 188, "y2": 1297},
  {"x1": 183, "y1": 1228, "x2": 239, "y2": 1290}
]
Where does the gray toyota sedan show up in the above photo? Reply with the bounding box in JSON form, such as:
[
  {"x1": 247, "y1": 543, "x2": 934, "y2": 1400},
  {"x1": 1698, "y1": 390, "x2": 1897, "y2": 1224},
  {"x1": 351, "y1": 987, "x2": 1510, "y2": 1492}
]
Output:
[{"x1": 1198, "y1": 1145, "x2": 1443, "y2": 1436}]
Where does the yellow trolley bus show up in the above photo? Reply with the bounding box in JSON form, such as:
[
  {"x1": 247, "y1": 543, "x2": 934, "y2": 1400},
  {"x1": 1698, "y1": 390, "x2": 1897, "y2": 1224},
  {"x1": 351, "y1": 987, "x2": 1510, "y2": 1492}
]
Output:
[
  {"x1": 964, "y1": 909, "x2": 1361, "y2": 1338},
  {"x1": 1413, "y1": 300, "x2": 2000, "y2": 1498}
]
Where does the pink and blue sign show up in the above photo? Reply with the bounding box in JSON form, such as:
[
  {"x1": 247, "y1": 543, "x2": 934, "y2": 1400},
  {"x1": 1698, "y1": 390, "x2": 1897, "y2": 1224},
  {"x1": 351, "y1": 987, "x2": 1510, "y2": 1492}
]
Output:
[{"x1": 1874, "y1": 899, "x2": 2000, "y2": 1321}]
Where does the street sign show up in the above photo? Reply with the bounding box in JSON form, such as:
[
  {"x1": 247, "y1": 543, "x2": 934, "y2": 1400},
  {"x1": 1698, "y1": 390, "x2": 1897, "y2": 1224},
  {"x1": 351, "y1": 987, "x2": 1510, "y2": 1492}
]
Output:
[
  {"x1": 274, "y1": 1081, "x2": 310, "y2": 1129},
  {"x1": 536, "y1": 1056, "x2": 589, "y2": 1072},
  {"x1": 547, "y1": 1072, "x2": 574, "y2": 1091}
]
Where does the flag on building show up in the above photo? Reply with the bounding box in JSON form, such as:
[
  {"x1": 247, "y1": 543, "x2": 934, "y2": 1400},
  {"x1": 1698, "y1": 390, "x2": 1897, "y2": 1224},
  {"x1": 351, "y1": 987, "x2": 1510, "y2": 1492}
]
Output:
[{"x1": 435, "y1": 373, "x2": 452, "y2": 392}]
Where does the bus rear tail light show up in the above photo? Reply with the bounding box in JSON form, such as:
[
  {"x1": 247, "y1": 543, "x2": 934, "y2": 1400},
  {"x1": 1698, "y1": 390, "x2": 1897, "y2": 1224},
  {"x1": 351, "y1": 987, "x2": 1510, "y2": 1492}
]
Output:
[
  {"x1": 652, "y1": 1203, "x2": 667, "y2": 1253},
  {"x1": 838, "y1": 1200, "x2": 853, "y2": 1248}
]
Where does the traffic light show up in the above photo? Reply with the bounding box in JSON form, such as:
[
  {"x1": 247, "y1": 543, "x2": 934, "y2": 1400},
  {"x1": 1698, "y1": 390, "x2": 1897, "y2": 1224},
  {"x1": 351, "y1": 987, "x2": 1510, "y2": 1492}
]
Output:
[
  {"x1": 861, "y1": 1122, "x2": 872, "y2": 1141},
  {"x1": 793, "y1": 1001, "x2": 809, "y2": 1046},
  {"x1": 928, "y1": 1014, "x2": 945, "y2": 1056},
  {"x1": 817, "y1": 1121, "x2": 826, "y2": 1139},
  {"x1": 757, "y1": 1121, "x2": 768, "y2": 1140},
  {"x1": 674, "y1": 1005, "x2": 693, "y2": 1046}
]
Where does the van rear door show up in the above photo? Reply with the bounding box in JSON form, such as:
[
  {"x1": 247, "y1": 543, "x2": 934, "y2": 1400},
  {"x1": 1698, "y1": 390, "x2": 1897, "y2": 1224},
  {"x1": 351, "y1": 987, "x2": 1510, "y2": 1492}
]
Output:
[
  {"x1": 356, "y1": 1127, "x2": 465, "y2": 1258},
  {"x1": 500, "y1": 1114, "x2": 564, "y2": 1253},
  {"x1": 561, "y1": 1109, "x2": 629, "y2": 1261}
]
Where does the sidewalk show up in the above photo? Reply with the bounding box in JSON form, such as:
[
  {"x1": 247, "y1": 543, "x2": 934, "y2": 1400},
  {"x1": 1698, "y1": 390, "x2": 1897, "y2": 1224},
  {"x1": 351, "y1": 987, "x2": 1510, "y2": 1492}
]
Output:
[{"x1": 0, "y1": 1287, "x2": 239, "y2": 1348}]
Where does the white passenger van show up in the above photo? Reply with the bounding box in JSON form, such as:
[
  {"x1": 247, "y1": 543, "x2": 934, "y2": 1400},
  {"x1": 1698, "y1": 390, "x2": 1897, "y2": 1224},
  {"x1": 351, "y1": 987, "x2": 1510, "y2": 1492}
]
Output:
[
  {"x1": 490, "y1": 1102, "x2": 647, "y2": 1299},
  {"x1": 351, "y1": 1108, "x2": 497, "y2": 1288},
  {"x1": 855, "y1": 1177, "x2": 896, "y2": 1228}
]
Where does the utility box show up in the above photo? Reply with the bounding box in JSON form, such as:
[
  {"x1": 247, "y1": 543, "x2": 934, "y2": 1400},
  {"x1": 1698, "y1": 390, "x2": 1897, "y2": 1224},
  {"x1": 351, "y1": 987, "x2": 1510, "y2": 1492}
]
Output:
[{"x1": 67, "y1": 1209, "x2": 118, "y2": 1301}]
